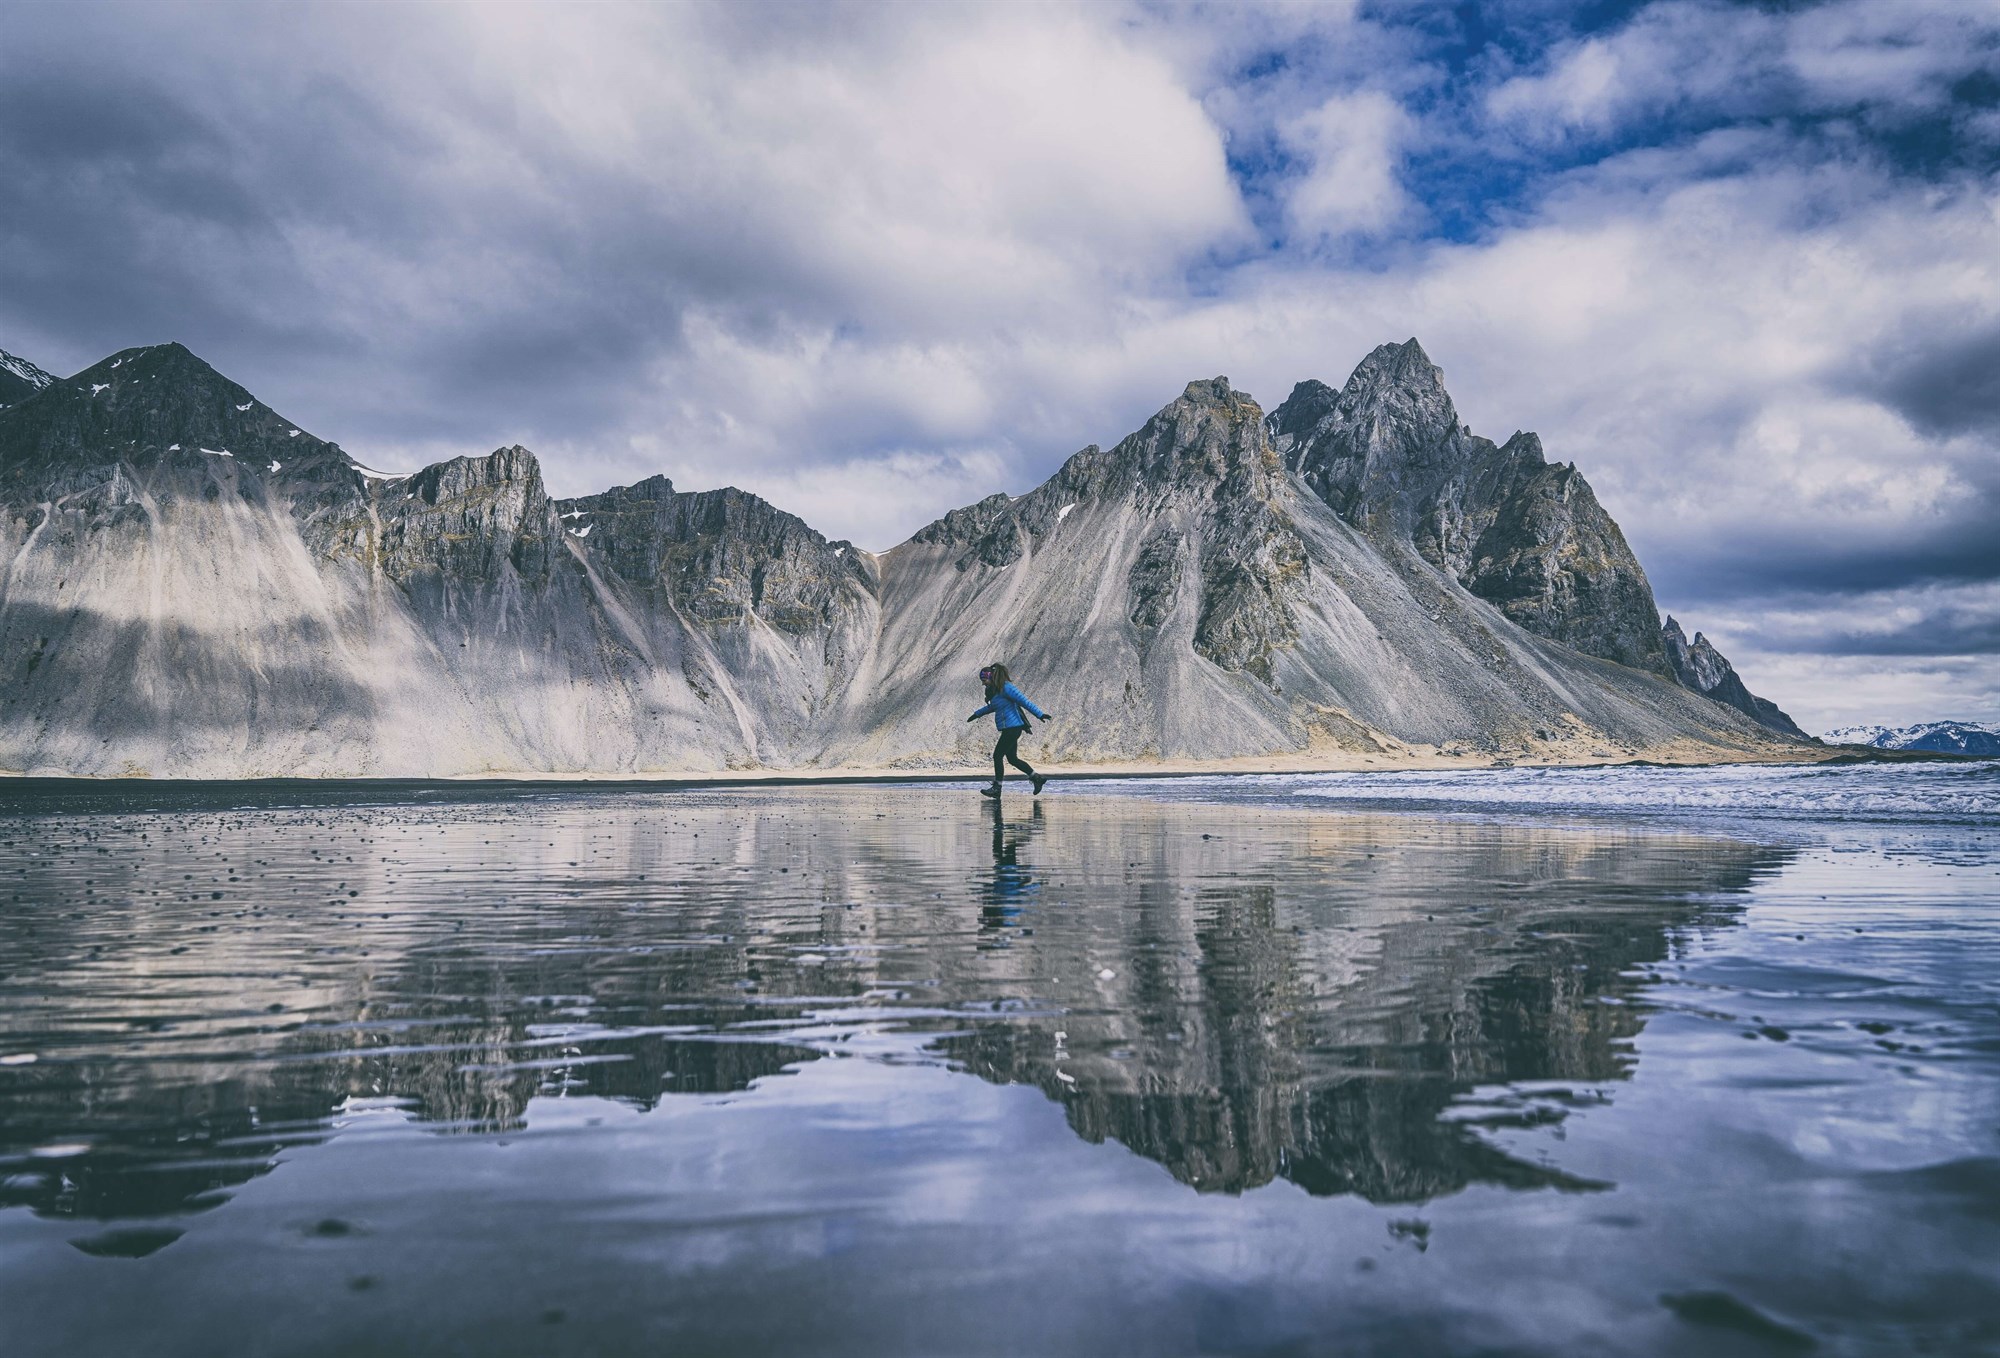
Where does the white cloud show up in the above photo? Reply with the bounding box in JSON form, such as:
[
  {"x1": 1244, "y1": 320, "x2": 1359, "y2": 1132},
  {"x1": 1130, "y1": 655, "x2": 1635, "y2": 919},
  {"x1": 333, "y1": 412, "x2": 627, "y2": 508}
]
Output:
[
  {"x1": 1487, "y1": 36, "x2": 1634, "y2": 140},
  {"x1": 1782, "y1": 0, "x2": 1999, "y2": 107},
  {"x1": 347, "y1": 1, "x2": 1251, "y2": 334},
  {"x1": 1485, "y1": 0, "x2": 2000, "y2": 147},
  {"x1": 1279, "y1": 90, "x2": 1412, "y2": 241}
]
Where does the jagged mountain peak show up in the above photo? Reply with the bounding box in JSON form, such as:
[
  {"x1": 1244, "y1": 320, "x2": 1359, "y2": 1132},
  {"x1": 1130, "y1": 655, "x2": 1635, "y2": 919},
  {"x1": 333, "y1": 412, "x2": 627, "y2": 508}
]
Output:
[
  {"x1": 1660, "y1": 616, "x2": 1806, "y2": 738},
  {"x1": 68, "y1": 342, "x2": 257, "y2": 404},
  {"x1": 77, "y1": 340, "x2": 200, "y2": 372},
  {"x1": 398, "y1": 444, "x2": 545, "y2": 505},
  {"x1": 1310, "y1": 338, "x2": 1457, "y2": 455},
  {"x1": 1271, "y1": 339, "x2": 1443, "y2": 419},
  {"x1": 894, "y1": 372, "x2": 1287, "y2": 593},
  {"x1": 567, "y1": 475, "x2": 839, "y2": 546},
  {"x1": 1498, "y1": 430, "x2": 1546, "y2": 465},
  {"x1": 560, "y1": 469, "x2": 871, "y2": 635},
  {"x1": 1109, "y1": 374, "x2": 1272, "y2": 490},
  {"x1": 909, "y1": 376, "x2": 1276, "y2": 561},
  {"x1": 1179, "y1": 375, "x2": 1249, "y2": 407},
  {"x1": 1156, "y1": 374, "x2": 1264, "y2": 433},
  {"x1": 1146, "y1": 375, "x2": 1262, "y2": 434},
  {"x1": 58, "y1": 342, "x2": 329, "y2": 437},
  {"x1": 1662, "y1": 615, "x2": 1730, "y2": 691},
  {"x1": 348, "y1": 442, "x2": 567, "y2": 593},
  {"x1": 0, "y1": 347, "x2": 55, "y2": 408},
  {"x1": 1268, "y1": 377, "x2": 1339, "y2": 442},
  {"x1": 79, "y1": 343, "x2": 237, "y2": 400},
  {"x1": 577, "y1": 472, "x2": 679, "y2": 501},
  {"x1": 1266, "y1": 339, "x2": 1465, "y2": 517},
  {"x1": 1265, "y1": 342, "x2": 1667, "y2": 674},
  {"x1": 0, "y1": 339, "x2": 359, "y2": 496},
  {"x1": 1347, "y1": 336, "x2": 1445, "y2": 392}
]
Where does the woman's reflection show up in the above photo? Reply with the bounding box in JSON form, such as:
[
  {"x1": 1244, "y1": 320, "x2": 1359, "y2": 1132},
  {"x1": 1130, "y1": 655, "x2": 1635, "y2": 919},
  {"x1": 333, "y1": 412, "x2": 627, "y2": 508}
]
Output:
[{"x1": 979, "y1": 797, "x2": 1044, "y2": 945}]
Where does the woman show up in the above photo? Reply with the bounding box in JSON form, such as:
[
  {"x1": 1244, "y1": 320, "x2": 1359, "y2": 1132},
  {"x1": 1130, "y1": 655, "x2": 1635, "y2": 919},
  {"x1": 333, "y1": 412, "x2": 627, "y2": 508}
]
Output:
[{"x1": 966, "y1": 663, "x2": 1051, "y2": 798}]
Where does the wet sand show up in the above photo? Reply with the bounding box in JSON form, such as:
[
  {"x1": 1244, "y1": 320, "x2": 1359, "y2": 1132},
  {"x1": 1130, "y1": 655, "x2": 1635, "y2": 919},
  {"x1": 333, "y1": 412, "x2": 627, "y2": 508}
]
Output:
[{"x1": 0, "y1": 724, "x2": 1855, "y2": 786}]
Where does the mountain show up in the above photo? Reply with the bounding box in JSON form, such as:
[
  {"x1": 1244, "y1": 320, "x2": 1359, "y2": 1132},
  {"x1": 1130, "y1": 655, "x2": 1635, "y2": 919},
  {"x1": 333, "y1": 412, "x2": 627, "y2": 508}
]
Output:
[
  {"x1": 1265, "y1": 341, "x2": 1799, "y2": 737},
  {"x1": 1825, "y1": 721, "x2": 2000, "y2": 756},
  {"x1": 1268, "y1": 341, "x2": 1666, "y2": 674},
  {"x1": 841, "y1": 370, "x2": 1781, "y2": 767},
  {"x1": 1659, "y1": 617, "x2": 1808, "y2": 738},
  {"x1": 0, "y1": 340, "x2": 1809, "y2": 777},
  {"x1": 0, "y1": 347, "x2": 55, "y2": 409}
]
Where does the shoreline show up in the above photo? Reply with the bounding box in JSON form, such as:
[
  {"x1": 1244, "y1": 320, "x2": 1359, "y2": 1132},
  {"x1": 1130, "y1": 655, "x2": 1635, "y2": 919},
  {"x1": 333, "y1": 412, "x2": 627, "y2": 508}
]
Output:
[{"x1": 0, "y1": 743, "x2": 1973, "y2": 794}]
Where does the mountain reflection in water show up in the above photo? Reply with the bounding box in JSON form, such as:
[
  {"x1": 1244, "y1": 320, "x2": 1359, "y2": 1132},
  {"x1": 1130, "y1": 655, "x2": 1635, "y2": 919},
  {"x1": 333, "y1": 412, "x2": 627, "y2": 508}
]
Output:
[{"x1": 0, "y1": 786, "x2": 1782, "y2": 1228}]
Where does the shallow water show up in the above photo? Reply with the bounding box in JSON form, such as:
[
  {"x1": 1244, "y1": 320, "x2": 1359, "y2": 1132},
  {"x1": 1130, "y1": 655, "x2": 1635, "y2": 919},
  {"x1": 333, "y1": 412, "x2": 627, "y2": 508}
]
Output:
[{"x1": 0, "y1": 771, "x2": 1995, "y2": 1356}]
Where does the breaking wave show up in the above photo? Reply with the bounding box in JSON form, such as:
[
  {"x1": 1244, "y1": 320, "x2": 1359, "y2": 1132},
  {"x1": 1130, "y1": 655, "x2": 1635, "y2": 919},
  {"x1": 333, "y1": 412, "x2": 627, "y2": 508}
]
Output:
[{"x1": 1124, "y1": 760, "x2": 2000, "y2": 827}]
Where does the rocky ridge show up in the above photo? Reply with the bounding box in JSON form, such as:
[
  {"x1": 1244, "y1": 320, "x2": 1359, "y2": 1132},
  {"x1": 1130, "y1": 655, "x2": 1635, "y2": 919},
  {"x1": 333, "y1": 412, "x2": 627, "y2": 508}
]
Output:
[
  {"x1": 0, "y1": 348, "x2": 54, "y2": 409},
  {"x1": 1660, "y1": 616, "x2": 1808, "y2": 738},
  {"x1": 1269, "y1": 341, "x2": 1666, "y2": 673},
  {"x1": 0, "y1": 339, "x2": 1808, "y2": 776}
]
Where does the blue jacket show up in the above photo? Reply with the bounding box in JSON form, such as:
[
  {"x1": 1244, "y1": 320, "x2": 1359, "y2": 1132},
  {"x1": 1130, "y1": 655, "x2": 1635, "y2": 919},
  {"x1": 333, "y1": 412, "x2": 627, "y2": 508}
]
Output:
[{"x1": 971, "y1": 682, "x2": 1047, "y2": 731}]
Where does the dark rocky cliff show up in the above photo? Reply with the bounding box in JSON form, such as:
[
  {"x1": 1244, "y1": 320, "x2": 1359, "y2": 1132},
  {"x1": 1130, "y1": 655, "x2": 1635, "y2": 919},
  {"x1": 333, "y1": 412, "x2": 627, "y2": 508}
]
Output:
[
  {"x1": 1270, "y1": 341, "x2": 1668, "y2": 674},
  {"x1": 1661, "y1": 616, "x2": 1808, "y2": 738},
  {"x1": 368, "y1": 446, "x2": 563, "y2": 583},
  {"x1": 1120, "y1": 378, "x2": 1307, "y2": 684},
  {"x1": 560, "y1": 474, "x2": 872, "y2": 633}
]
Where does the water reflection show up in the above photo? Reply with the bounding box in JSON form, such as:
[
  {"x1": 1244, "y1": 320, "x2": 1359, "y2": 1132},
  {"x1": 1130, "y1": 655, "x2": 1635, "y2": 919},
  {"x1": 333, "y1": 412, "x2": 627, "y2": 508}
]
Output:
[
  {"x1": 0, "y1": 787, "x2": 1786, "y2": 1232},
  {"x1": 953, "y1": 798, "x2": 1780, "y2": 1201},
  {"x1": 980, "y1": 797, "x2": 1042, "y2": 941}
]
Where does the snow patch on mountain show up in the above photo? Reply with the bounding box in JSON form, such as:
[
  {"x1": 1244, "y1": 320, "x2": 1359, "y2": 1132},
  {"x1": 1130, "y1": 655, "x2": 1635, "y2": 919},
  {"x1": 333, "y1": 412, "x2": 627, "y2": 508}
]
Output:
[{"x1": 0, "y1": 350, "x2": 54, "y2": 390}]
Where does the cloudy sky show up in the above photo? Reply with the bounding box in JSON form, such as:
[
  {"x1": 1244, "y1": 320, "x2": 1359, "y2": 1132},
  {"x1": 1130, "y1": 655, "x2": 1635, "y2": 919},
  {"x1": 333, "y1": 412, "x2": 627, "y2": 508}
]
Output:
[{"x1": 3, "y1": 0, "x2": 1997, "y2": 731}]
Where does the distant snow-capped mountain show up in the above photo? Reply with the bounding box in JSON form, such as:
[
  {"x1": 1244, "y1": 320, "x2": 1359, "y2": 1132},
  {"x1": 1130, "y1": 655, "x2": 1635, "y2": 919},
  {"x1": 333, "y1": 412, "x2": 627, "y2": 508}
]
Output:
[{"x1": 1824, "y1": 722, "x2": 2000, "y2": 756}]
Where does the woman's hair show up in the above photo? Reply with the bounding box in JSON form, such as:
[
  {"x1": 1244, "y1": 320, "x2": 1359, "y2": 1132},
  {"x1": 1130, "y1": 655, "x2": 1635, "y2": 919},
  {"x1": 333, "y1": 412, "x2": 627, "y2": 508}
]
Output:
[{"x1": 981, "y1": 662, "x2": 1011, "y2": 698}]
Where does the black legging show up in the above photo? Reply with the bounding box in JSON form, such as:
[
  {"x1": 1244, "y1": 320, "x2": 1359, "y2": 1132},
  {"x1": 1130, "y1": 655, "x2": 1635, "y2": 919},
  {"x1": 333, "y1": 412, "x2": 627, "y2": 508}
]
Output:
[{"x1": 993, "y1": 726, "x2": 1037, "y2": 783}]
